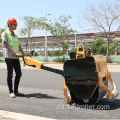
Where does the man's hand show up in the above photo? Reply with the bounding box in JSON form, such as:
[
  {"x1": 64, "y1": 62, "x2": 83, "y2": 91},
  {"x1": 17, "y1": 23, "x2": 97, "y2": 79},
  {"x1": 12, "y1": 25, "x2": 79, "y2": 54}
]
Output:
[
  {"x1": 22, "y1": 52, "x2": 26, "y2": 57},
  {"x1": 15, "y1": 53, "x2": 22, "y2": 57},
  {"x1": 19, "y1": 45, "x2": 25, "y2": 56}
]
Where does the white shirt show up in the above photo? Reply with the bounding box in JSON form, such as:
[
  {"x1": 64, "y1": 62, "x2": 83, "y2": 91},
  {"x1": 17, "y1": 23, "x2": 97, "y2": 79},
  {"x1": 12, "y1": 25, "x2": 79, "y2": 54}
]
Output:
[{"x1": 2, "y1": 30, "x2": 19, "y2": 59}]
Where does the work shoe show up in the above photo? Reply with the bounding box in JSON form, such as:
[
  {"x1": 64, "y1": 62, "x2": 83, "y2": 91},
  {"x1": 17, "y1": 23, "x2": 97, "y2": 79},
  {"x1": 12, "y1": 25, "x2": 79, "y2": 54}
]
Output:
[
  {"x1": 10, "y1": 93, "x2": 16, "y2": 98},
  {"x1": 14, "y1": 92, "x2": 24, "y2": 96}
]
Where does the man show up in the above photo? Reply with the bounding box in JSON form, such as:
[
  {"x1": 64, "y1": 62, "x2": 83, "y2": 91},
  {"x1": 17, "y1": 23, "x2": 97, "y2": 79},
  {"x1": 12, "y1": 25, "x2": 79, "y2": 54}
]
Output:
[{"x1": 1, "y1": 18, "x2": 25, "y2": 98}]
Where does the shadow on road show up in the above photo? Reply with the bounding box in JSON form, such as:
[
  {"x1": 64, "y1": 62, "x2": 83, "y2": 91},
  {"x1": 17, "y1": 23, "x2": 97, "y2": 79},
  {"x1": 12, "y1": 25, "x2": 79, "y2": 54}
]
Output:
[
  {"x1": 95, "y1": 98, "x2": 120, "y2": 110},
  {"x1": 21, "y1": 93, "x2": 62, "y2": 99}
]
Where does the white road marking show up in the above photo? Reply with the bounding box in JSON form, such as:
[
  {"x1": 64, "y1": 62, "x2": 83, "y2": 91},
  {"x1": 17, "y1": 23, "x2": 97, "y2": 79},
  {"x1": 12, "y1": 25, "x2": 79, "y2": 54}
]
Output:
[{"x1": 0, "y1": 110, "x2": 55, "y2": 120}]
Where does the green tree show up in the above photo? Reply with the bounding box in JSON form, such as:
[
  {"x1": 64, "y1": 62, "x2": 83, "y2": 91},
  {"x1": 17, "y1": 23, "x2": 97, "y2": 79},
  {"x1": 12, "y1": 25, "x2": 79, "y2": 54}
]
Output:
[
  {"x1": 0, "y1": 28, "x2": 6, "y2": 42},
  {"x1": 91, "y1": 38, "x2": 120, "y2": 56},
  {"x1": 19, "y1": 16, "x2": 44, "y2": 53},
  {"x1": 109, "y1": 41, "x2": 120, "y2": 55},
  {"x1": 91, "y1": 38, "x2": 107, "y2": 55},
  {"x1": 47, "y1": 15, "x2": 76, "y2": 61},
  {"x1": 63, "y1": 43, "x2": 69, "y2": 51},
  {"x1": 51, "y1": 41, "x2": 57, "y2": 51}
]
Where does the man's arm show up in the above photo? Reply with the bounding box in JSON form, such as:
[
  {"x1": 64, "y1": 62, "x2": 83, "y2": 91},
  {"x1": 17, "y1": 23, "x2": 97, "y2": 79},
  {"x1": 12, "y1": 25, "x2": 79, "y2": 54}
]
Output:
[{"x1": 19, "y1": 44, "x2": 25, "y2": 55}]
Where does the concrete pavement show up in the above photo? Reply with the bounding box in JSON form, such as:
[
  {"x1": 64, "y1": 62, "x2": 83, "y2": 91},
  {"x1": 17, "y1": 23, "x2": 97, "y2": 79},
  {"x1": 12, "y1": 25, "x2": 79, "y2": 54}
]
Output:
[{"x1": 0, "y1": 63, "x2": 120, "y2": 119}]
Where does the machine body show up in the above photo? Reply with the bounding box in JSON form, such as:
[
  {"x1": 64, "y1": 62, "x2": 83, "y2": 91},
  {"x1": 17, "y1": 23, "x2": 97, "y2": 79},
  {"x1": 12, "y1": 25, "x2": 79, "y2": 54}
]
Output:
[{"x1": 22, "y1": 43, "x2": 119, "y2": 104}]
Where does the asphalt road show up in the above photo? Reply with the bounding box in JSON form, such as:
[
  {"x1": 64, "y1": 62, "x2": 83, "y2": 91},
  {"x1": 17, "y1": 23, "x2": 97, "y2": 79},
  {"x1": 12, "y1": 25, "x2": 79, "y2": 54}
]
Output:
[{"x1": 0, "y1": 66, "x2": 120, "y2": 119}]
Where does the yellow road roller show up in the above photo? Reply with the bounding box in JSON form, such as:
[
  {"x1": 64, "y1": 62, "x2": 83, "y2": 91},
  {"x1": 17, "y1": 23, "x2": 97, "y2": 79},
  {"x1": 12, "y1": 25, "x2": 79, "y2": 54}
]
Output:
[{"x1": 22, "y1": 43, "x2": 119, "y2": 104}]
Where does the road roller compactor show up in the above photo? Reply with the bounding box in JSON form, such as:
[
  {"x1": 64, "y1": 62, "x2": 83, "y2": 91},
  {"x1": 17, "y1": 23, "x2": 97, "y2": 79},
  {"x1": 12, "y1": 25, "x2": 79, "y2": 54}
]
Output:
[{"x1": 22, "y1": 43, "x2": 119, "y2": 104}]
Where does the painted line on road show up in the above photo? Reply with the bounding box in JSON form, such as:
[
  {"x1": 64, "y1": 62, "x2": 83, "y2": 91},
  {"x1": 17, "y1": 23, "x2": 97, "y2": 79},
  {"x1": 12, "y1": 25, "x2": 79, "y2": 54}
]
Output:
[{"x1": 0, "y1": 110, "x2": 55, "y2": 120}]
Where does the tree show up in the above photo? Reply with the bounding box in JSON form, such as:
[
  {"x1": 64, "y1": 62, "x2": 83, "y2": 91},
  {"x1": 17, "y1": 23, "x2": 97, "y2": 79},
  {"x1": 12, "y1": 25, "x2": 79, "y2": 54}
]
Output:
[
  {"x1": 51, "y1": 41, "x2": 57, "y2": 51},
  {"x1": 81, "y1": 2, "x2": 120, "y2": 59},
  {"x1": 19, "y1": 16, "x2": 44, "y2": 53},
  {"x1": 0, "y1": 28, "x2": 6, "y2": 42},
  {"x1": 91, "y1": 38, "x2": 119, "y2": 56},
  {"x1": 91, "y1": 38, "x2": 107, "y2": 55},
  {"x1": 47, "y1": 15, "x2": 76, "y2": 61}
]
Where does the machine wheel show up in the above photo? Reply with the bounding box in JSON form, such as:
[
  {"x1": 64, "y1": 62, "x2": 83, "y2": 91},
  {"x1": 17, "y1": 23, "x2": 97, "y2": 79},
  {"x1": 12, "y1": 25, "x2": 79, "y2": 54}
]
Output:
[
  {"x1": 83, "y1": 99, "x2": 89, "y2": 104},
  {"x1": 64, "y1": 94, "x2": 73, "y2": 104},
  {"x1": 106, "y1": 90, "x2": 119, "y2": 101}
]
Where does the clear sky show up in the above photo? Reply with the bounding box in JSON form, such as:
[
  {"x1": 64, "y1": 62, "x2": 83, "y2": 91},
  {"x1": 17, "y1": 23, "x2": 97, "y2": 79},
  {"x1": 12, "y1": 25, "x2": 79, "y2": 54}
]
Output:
[{"x1": 0, "y1": 0, "x2": 119, "y2": 37}]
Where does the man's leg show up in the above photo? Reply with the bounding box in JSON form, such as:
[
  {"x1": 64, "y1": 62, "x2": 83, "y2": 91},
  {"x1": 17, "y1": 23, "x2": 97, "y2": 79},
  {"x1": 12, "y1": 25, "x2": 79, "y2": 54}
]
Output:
[
  {"x1": 13, "y1": 59, "x2": 22, "y2": 93},
  {"x1": 5, "y1": 59, "x2": 14, "y2": 93}
]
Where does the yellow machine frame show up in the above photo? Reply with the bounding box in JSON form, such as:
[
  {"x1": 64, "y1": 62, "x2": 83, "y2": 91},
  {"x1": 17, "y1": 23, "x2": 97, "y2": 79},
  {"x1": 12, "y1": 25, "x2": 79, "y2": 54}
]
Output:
[
  {"x1": 23, "y1": 56, "x2": 44, "y2": 69},
  {"x1": 76, "y1": 43, "x2": 85, "y2": 58},
  {"x1": 76, "y1": 43, "x2": 92, "y2": 59}
]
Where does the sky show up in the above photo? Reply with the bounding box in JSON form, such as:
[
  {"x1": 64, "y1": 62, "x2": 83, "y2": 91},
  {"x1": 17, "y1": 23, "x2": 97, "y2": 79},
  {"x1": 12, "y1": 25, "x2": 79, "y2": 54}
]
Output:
[{"x1": 0, "y1": 0, "x2": 119, "y2": 37}]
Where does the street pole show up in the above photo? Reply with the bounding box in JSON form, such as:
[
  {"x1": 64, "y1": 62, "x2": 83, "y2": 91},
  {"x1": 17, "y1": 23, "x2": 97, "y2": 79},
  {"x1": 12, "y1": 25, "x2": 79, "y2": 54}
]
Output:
[
  {"x1": 44, "y1": 0, "x2": 48, "y2": 62},
  {"x1": 75, "y1": 34, "x2": 77, "y2": 48}
]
